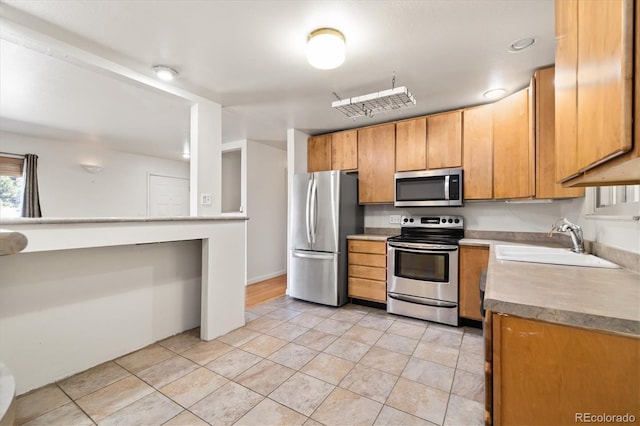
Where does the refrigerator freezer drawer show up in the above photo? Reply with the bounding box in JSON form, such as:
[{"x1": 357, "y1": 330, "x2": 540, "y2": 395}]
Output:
[{"x1": 289, "y1": 250, "x2": 340, "y2": 306}]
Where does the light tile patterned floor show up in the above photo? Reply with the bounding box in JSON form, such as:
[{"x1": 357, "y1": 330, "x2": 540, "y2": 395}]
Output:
[{"x1": 15, "y1": 297, "x2": 485, "y2": 425}]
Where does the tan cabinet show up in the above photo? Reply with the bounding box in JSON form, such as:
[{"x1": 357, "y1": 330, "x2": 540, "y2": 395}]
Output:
[
  {"x1": 331, "y1": 130, "x2": 358, "y2": 171},
  {"x1": 555, "y1": 0, "x2": 639, "y2": 186},
  {"x1": 348, "y1": 239, "x2": 387, "y2": 303},
  {"x1": 395, "y1": 117, "x2": 427, "y2": 172},
  {"x1": 493, "y1": 88, "x2": 535, "y2": 199},
  {"x1": 488, "y1": 314, "x2": 640, "y2": 425},
  {"x1": 462, "y1": 104, "x2": 494, "y2": 200},
  {"x1": 307, "y1": 134, "x2": 331, "y2": 172},
  {"x1": 534, "y1": 67, "x2": 584, "y2": 199},
  {"x1": 427, "y1": 111, "x2": 462, "y2": 169},
  {"x1": 357, "y1": 123, "x2": 396, "y2": 204},
  {"x1": 459, "y1": 245, "x2": 489, "y2": 321}
]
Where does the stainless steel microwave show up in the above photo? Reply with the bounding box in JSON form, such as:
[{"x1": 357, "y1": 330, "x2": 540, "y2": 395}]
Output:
[{"x1": 394, "y1": 168, "x2": 463, "y2": 207}]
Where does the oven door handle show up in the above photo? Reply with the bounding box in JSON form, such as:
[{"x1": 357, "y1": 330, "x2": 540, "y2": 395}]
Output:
[
  {"x1": 388, "y1": 242, "x2": 458, "y2": 252},
  {"x1": 388, "y1": 293, "x2": 457, "y2": 308}
]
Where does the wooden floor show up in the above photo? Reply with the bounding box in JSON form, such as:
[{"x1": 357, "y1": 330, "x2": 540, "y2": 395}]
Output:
[{"x1": 245, "y1": 274, "x2": 287, "y2": 308}]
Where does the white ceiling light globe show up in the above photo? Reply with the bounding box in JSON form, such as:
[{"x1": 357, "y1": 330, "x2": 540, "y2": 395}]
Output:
[{"x1": 307, "y1": 28, "x2": 345, "y2": 70}]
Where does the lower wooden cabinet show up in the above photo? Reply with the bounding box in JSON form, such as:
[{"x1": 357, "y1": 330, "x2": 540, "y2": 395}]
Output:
[
  {"x1": 348, "y1": 239, "x2": 387, "y2": 303},
  {"x1": 459, "y1": 245, "x2": 489, "y2": 321},
  {"x1": 487, "y1": 314, "x2": 640, "y2": 425}
]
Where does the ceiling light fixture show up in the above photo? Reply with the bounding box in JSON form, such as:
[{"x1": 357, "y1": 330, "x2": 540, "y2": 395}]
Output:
[
  {"x1": 483, "y1": 88, "x2": 506, "y2": 100},
  {"x1": 81, "y1": 164, "x2": 104, "y2": 174},
  {"x1": 307, "y1": 28, "x2": 346, "y2": 70},
  {"x1": 508, "y1": 37, "x2": 536, "y2": 53},
  {"x1": 332, "y1": 74, "x2": 416, "y2": 119},
  {"x1": 152, "y1": 65, "x2": 178, "y2": 81}
]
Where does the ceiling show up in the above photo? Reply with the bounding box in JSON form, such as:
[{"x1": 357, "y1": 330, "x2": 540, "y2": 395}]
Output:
[{"x1": 0, "y1": 0, "x2": 556, "y2": 161}]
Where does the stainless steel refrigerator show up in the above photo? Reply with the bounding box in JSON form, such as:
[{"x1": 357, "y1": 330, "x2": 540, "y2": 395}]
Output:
[{"x1": 289, "y1": 170, "x2": 363, "y2": 306}]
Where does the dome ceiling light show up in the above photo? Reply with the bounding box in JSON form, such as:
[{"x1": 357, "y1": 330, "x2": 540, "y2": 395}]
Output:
[
  {"x1": 508, "y1": 37, "x2": 536, "y2": 53},
  {"x1": 483, "y1": 88, "x2": 506, "y2": 100},
  {"x1": 307, "y1": 28, "x2": 346, "y2": 70},
  {"x1": 152, "y1": 65, "x2": 179, "y2": 81}
]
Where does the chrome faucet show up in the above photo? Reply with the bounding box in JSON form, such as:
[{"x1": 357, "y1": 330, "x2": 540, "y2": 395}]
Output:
[{"x1": 549, "y1": 218, "x2": 585, "y2": 254}]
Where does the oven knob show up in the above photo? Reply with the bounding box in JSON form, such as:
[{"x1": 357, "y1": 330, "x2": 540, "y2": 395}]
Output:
[
  {"x1": 441, "y1": 218, "x2": 446, "y2": 223},
  {"x1": 454, "y1": 218, "x2": 460, "y2": 223},
  {"x1": 448, "y1": 219, "x2": 453, "y2": 223},
  {"x1": 403, "y1": 218, "x2": 408, "y2": 223},
  {"x1": 409, "y1": 218, "x2": 414, "y2": 223}
]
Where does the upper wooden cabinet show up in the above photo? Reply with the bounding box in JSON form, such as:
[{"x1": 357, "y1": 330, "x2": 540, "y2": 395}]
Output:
[
  {"x1": 493, "y1": 87, "x2": 535, "y2": 199},
  {"x1": 427, "y1": 111, "x2": 462, "y2": 169},
  {"x1": 395, "y1": 117, "x2": 427, "y2": 172},
  {"x1": 535, "y1": 67, "x2": 584, "y2": 199},
  {"x1": 331, "y1": 130, "x2": 358, "y2": 171},
  {"x1": 555, "y1": 0, "x2": 639, "y2": 186},
  {"x1": 307, "y1": 135, "x2": 331, "y2": 172},
  {"x1": 462, "y1": 104, "x2": 494, "y2": 200},
  {"x1": 358, "y1": 123, "x2": 396, "y2": 204}
]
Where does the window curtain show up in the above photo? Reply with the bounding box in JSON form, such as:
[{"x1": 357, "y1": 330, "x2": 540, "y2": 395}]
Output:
[{"x1": 21, "y1": 153, "x2": 42, "y2": 217}]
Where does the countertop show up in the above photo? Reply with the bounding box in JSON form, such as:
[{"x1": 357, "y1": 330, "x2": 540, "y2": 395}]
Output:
[
  {"x1": 0, "y1": 215, "x2": 248, "y2": 225},
  {"x1": 481, "y1": 240, "x2": 640, "y2": 337},
  {"x1": 347, "y1": 234, "x2": 391, "y2": 242}
]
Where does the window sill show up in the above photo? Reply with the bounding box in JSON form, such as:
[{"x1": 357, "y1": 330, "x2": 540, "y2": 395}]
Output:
[{"x1": 584, "y1": 214, "x2": 640, "y2": 222}]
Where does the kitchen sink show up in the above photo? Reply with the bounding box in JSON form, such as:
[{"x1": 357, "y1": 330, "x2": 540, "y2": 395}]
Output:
[{"x1": 495, "y1": 244, "x2": 621, "y2": 269}]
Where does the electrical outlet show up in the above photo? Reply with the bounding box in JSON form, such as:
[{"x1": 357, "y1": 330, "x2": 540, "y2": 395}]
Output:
[
  {"x1": 200, "y1": 193, "x2": 212, "y2": 205},
  {"x1": 389, "y1": 215, "x2": 402, "y2": 224}
]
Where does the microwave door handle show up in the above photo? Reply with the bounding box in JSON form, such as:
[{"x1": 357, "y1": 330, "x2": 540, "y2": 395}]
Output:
[{"x1": 444, "y1": 175, "x2": 450, "y2": 200}]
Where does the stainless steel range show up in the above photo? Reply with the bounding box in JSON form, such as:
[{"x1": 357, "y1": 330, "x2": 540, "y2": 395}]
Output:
[{"x1": 387, "y1": 215, "x2": 464, "y2": 326}]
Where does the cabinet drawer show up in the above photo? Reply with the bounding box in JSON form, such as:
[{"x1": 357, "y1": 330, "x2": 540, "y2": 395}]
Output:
[
  {"x1": 348, "y1": 264, "x2": 386, "y2": 281},
  {"x1": 349, "y1": 253, "x2": 386, "y2": 268},
  {"x1": 348, "y1": 277, "x2": 386, "y2": 302},
  {"x1": 348, "y1": 240, "x2": 387, "y2": 255}
]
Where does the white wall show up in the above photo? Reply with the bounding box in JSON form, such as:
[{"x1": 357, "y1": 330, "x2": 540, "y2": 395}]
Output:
[
  {"x1": 365, "y1": 196, "x2": 640, "y2": 254},
  {"x1": 0, "y1": 131, "x2": 189, "y2": 217},
  {"x1": 246, "y1": 140, "x2": 287, "y2": 284},
  {"x1": 0, "y1": 240, "x2": 201, "y2": 395}
]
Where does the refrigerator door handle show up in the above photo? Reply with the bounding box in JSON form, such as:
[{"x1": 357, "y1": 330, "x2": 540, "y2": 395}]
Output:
[
  {"x1": 310, "y1": 177, "x2": 318, "y2": 244},
  {"x1": 292, "y1": 251, "x2": 335, "y2": 261},
  {"x1": 305, "y1": 176, "x2": 313, "y2": 244}
]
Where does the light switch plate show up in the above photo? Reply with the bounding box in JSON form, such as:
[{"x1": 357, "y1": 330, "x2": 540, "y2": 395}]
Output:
[
  {"x1": 201, "y1": 193, "x2": 212, "y2": 205},
  {"x1": 389, "y1": 215, "x2": 401, "y2": 224}
]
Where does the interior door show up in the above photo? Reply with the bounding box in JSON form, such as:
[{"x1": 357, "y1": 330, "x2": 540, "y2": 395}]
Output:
[
  {"x1": 148, "y1": 174, "x2": 189, "y2": 216},
  {"x1": 311, "y1": 171, "x2": 340, "y2": 253}
]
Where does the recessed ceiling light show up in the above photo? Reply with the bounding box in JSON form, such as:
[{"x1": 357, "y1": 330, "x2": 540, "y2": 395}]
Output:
[
  {"x1": 152, "y1": 65, "x2": 178, "y2": 81},
  {"x1": 483, "y1": 88, "x2": 506, "y2": 100},
  {"x1": 509, "y1": 37, "x2": 536, "y2": 53},
  {"x1": 307, "y1": 28, "x2": 346, "y2": 70}
]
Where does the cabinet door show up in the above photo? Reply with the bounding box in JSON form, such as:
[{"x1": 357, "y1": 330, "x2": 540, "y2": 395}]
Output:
[
  {"x1": 396, "y1": 117, "x2": 427, "y2": 171},
  {"x1": 493, "y1": 88, "x2": 535, "y2": 199},
  {"x1": 427, "y1": 111, "x2": 462, "y2": 169},
  {"x1": 459, "y1": 245, "x2": 488, "y2": 321},
  {"x1": 554, "y1": 0, "x2": 581, "y2": 183},
  {"x1": 307, "y1": 135, "x2": 331, "y2": 172},
  {"x1": 493, "y1": 315, "x2": 640, "y2": 425},
  {"x1": 357, "y1": 123, "x2": 396, "y2": 204},
  {"x1": 462, "y1": 104, "x2": 493, "y2": 200},
  {"x1": 535, "y1": 67, "x2": 584, "y2": 199},
  {"x1": 576, "y1": 0, "x2": 634, "y2": 172},
  {"x1": 331, "y1": 130, "x2": 357, "y2": 171}
]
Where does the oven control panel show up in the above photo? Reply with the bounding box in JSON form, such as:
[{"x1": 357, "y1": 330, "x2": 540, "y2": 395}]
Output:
[{"x1": 400, "y1": 215, "x2": 463, "y2": 228}]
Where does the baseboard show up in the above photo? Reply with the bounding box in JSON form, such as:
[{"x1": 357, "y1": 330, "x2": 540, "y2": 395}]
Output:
[{"x1": 246, "y1": 270, "x2": 286, "y2": 285}]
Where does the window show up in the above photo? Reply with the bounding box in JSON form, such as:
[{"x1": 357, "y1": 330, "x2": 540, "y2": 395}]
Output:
[
  {"x1": 591, "y1": 184, "x2": 640, "y2": 218},
  {"x1": 0, "y1": 156, "x2": 24, "y2": 218}
]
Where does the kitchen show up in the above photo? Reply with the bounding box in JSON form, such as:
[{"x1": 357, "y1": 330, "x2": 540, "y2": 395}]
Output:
[{"x1": 1, "y1": 1, "x2": 639, "y2": 425}]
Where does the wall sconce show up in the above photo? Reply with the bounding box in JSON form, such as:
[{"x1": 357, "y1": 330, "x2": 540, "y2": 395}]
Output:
[{"x1": 81, "y1": 164, "x2": 104, "y2": 174}]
